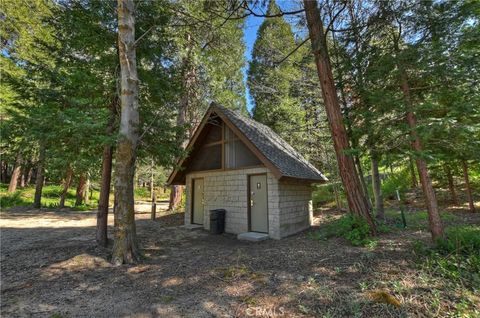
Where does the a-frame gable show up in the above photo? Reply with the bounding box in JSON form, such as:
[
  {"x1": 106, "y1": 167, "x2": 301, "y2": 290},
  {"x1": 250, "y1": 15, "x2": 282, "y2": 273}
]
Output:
[{"x1": 167, "y1": 106, "x2": 282, "y2": 185}]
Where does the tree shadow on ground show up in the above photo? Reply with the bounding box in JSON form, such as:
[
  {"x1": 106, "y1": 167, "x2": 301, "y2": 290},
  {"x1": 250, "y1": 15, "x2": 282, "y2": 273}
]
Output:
[{"x1": 2, "y1": 208, "x2": 478, "y2": 317}]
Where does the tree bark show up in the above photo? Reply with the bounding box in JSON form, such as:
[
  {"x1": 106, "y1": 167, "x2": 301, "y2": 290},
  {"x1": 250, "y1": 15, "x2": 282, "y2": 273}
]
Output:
[
  {"x1": 112, "y1": 0, "x2": 140, "y2": 265},
  {"x1": 1, "y1": 161, "x2": 7, "y2": 183},
  {"x1": 355, "y1": 155, "x2": 372, "y2": 210},
  {"x1": 400, "y1": 70, "x2": 444, "y2": 240},
  {"x1": 168, "y1": 186, "x2": 184, "y2": 211},
  {"x1": 59, "y1": 166, "x2": 73, "y2": 208},
  {"x1": 444, "y1": 164, "x2": 457, "y2": 205},
  {"x1": 75, "y1": 174, "x2": 87, "y2": 206},
  {"x1": 371, "y1": 153, "x2": 384, "y2": 220},
  {"x1": 150, "y1": 159, "x2": 154, "y2": 201},
  {"x1": 97, "y1": 99, "x2": 116, "y2": 247},
  {"x1": 19, "y1": 166, "x2": 26, "y2": 188},
  {"x1": 462, "y1": 160, "x2": 475, "y2": 213},
  {"x1": 33, "y1": 144, "x2": 46, "y2": 208},
  {"x1": 7, "y1": 154, "x2": 22, "y2": 193},
  {"x1": 168, "y1": 34, "x2": 193, "y2": 212},
  {"x1": 83, "y1": 176, "x2": 90, "y2": 205},
  {"x1": 303, "y1": 0, "x2": 376, "y2": 234},
  {"x1": 409, "y1": 156, "x2": 418, "y2": 188},
  {"x1": 25, "y1": 165, "x2": 33, "y2": 186}
]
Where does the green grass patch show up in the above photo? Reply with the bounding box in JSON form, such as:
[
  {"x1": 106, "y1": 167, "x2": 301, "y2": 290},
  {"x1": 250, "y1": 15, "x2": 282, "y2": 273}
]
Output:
[
  {"x1": 134, "y1": 187, "x2": 151, "y2": 200},
  {"x1": 414, "y1": 225, "x2": 480, "y2": 291},
  {"x1": 0, "y1": 183, "x2": 99, "y2": 210},
  {"x1": 309, "y1": 214, "x2": 386, "y2": 247},
  {"x1": 385, "y1": 209, "x2": 456, "y2": 230}
]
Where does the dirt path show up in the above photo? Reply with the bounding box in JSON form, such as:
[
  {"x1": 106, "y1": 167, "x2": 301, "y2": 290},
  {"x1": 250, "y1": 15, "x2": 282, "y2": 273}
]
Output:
[{"x1": 1, "y1": 207, "x2": 478, "y2": 317}]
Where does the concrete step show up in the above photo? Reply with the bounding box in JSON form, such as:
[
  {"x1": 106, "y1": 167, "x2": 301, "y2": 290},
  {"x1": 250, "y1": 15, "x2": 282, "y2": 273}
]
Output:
[{"x1": 237, "y1": 232, "x2": 269, "y2": 242}]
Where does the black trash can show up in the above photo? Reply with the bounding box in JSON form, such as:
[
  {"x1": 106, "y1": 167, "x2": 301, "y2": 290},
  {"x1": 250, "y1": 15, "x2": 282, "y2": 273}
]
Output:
[{"x1": 209, "y1": 209, "x2": 226, "y2": 234}]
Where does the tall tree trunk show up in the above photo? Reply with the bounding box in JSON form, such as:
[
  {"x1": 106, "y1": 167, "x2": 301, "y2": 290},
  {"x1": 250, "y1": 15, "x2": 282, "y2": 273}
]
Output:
[
  {"x1": 150, "y1": 159, "x2": 154, "y2": 201},
  {"x1": 7, "y1": 154, "x2": 22, "y2": 193},
  {"x1": 83, "y1": 176, "x2": 90, "y2": 205},
  {"x1": 59, "y1": 167, "x2": 73, "y2": 208},
  {"x1": 462, "y1": 160, "x2": 475, "y2": 213},
  {"x1": 97, "y1": 99, "x2": 116, "y2": 247},
  {"x1": 75, "y1": 174, "x2": 87, "y2": 206},
  {"x1": 303, "y1": 0, "x2": 376, "y2": 234},
  {"x1": 33, "y1": 144, "x2": 46, "y2": 208},
  {"x1": 371, "y1": 152, "x2": 384, "y2": 220},
  {"x1": 409, "y1": 156, "x2": 418, "y2": 188},
  {"x1": 400, "y1": 70, "x2": 444, "y2": 240},
  {"x1": 444, "y1": 164, "x2": 457, "y2": 205},
  {"x1": 1, "y1": 161, "x2": 7, "y2": 183},
  {"x1": 169, "y1": 33, "x2": 195, "y2": 212},
  {"x1": 354, "y1": 155, "x2": 372, "y2": 210},
  {"x1": 19, "y1": 166, "x2": 26, "y2": 188},
  {"x1": 112, "y1": 0, "x2": 140, "y2": 265},
  {"x1": 168, "y1": 186, "x2": 184, "y2": 211},
  {"x1": 25, "y1": 164, "x2": 33, "y2": 186}
]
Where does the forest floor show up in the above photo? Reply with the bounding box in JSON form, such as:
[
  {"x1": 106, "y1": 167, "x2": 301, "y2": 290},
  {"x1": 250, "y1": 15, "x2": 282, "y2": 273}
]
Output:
[{"x1": 1, "y1": 202, "x2": 479, "y2": 317}]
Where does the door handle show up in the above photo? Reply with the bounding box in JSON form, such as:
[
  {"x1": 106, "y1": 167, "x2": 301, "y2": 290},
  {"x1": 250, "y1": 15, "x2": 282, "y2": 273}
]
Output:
[{"x1": 250, "y1": 199, "x2": 254, "y2": 207}]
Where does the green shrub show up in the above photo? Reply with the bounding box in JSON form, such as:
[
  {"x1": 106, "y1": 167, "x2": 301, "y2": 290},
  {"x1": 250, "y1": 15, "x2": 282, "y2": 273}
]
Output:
[
  {"x1": 134, "y1": 187, "x2": 150, "y2": 200},
  {"x1": 381, "y1": 168, "x2": 411, "y2": 199},
  {"x1": 310, "y1": 214, "x2": 375, "y2": 246},
  {"x1": 0, "y1": 191, "x2": 28, "y2": 208},
  {"x1": 436, "y1": 226, "x2": 480, "y2": 255},
  {"x1": 416, "y1": 226, "x2": 480, "y2": 290}
]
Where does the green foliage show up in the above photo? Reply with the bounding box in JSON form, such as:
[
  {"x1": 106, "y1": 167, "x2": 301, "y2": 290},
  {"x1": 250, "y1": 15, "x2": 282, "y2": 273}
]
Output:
[
  {"x1": 248, "y1": 0, "x2": 308, "y2": 149},
  {"x1": 134, "y1": 187, "x2": 151, "y2": 200},
  {"x1": 0, "y1": 190, "x2": 29, "y2": 209},
  {"x1": 0, "y1": 184, "x2": 99, "y2": 210},
  {"x1": 381, "y1": 169, "x2": 411, "y2": 199},
  {"x1": 385, "y1": 210, "x2": 455, "y2": 230},
  {"x1": 415, "y1": 225, "x2": 480, "y2": 291},
  {"x1": 312, "y1": 184, "x2": 335, "y2": 206},
  {"x1": 310, "y1": 214, "x2": 376, "y2": 246}
]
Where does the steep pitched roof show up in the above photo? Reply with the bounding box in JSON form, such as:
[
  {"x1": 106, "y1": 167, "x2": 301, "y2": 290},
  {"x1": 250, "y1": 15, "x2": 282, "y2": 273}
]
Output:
[{"x1": 167, "y1": 103, "x2": 327, "y2": 185}]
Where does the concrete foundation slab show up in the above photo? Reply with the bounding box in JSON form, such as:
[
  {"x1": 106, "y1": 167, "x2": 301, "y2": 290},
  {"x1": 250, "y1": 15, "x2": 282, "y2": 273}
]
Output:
[{"x1": 237, "y1": 232, "x2": 269, "y2": 242}]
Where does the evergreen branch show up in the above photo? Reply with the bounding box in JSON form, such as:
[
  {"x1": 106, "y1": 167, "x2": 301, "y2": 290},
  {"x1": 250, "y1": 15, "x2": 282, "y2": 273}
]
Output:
[
  {"x1": 275, "y1": 38, "x2": 309, "y2": 66},
  {"x1": 325, "y1": 2, "x2": 348, "y2": 36},
  {"x1": 134, "y1": 25, "x2": 155, "y2": 46},
  {"x1": 242, "y1": 1, "x2": 305, "y2": 18}
]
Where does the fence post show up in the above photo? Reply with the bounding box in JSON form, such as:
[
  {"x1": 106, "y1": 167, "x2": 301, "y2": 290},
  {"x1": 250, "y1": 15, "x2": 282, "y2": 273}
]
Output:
[{"x1": 151, "y1": 192, "x2": 156, "y2": 220}]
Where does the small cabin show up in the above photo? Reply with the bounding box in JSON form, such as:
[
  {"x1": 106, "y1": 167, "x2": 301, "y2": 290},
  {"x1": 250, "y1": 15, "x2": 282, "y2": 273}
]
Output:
[{"x1": 167, "y1": 103, "x2": 327, "y2": 239}]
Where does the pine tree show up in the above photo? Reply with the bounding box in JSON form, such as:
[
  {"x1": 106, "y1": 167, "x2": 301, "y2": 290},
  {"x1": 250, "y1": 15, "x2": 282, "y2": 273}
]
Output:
[{"x1": 248, "y1": 0, "x2": 306, "y2": 148}]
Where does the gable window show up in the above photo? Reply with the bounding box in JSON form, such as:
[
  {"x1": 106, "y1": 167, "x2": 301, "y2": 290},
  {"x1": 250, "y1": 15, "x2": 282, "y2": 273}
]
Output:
[
  {"x1": 224, "y1": 126, "x2": 261, "y2": 169},
  {"x1": 188, "y1": 118, "x2": 262, "y2": 172}
]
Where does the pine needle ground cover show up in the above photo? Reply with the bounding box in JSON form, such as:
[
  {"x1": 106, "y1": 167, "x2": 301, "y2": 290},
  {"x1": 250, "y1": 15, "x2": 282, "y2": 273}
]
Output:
[{"x1": 1, "y1": 205, "x2": 478, "y2": 317}]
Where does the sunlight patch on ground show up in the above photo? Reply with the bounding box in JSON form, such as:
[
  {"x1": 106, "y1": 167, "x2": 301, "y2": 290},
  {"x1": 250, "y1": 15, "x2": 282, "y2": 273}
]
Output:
[{"x1": 43, "y1": 253, "x2": 111, "y2": 277}]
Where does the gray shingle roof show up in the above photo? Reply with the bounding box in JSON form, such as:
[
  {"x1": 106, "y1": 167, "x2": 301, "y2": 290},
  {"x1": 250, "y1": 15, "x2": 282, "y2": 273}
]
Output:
[{"x1": 214, "y1": 104, "x2": 327, "y2": 182}]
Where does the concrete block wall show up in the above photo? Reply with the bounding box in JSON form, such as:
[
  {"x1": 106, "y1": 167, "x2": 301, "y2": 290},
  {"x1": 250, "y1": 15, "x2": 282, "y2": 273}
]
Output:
[
  {"x1": 184, "y1": 168, "x2": 313, "y2": 239},
  {"x1": 278, "y1": 180, "x2": 313, "y2": 238},
  {"x1": 185, "y1": 167, "x2": 279, "y2": 236}
]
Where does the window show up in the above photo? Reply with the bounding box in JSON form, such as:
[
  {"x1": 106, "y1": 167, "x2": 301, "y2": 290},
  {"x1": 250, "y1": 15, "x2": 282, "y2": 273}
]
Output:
[
  {"x1": 203, "y1": 123, "x2": 222, "y2": 143},
  {"x1": 189, "y1": 144, "x2": 222, "y2": 171},
  {"x1": 224, "y1": 127, "x2": 261, "y2": 169},
  {"x1": 187, "y1": 121, "x2": 262, "y2": 172}
]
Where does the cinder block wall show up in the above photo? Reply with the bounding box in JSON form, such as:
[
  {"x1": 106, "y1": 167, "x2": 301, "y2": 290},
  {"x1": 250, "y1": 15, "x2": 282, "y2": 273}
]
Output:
[
  {"x1": 278, "y1": 180, "x2": 313, "y2": 238},
  {"x1": 185, "y1": 167, "x2": 279, "y2": 237},
  {"x1": 184, "y1": 168, "x2": 313, "y2": 239}
]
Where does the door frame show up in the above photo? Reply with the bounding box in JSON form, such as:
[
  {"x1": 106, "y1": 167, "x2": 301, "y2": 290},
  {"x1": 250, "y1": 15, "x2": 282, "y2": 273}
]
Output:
[
  {"x1": 191, "y1": 177, "x2": 204, "y2": 225},
  {"x1": 247, "y1": 173, "x2": 269, "y2": 232}
]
